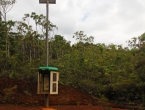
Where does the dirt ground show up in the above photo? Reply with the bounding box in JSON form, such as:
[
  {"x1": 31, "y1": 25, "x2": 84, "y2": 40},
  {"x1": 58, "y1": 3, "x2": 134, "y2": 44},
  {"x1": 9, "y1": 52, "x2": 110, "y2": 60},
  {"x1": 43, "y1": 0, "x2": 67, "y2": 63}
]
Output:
[
  {"x1": 0, "y1": 78, "x2": 127, "y2": 110},
  {"x1": 0, "y1": 104, "x2": 127, "y2": 110}
]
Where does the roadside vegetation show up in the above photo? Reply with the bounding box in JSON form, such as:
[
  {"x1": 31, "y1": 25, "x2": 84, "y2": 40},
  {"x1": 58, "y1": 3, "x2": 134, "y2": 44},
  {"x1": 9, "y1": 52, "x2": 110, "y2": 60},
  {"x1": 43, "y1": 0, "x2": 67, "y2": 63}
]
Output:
[{"x1": 0, "y1": 12, "x2": 145, "y2": 107}]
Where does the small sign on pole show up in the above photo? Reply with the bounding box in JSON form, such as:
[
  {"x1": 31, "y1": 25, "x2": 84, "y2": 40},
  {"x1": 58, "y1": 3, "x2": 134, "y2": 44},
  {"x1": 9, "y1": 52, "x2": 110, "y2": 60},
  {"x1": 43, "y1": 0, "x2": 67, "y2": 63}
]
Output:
[{"x1": 39, "y1": 0, "x2": 56, "y2": 4}]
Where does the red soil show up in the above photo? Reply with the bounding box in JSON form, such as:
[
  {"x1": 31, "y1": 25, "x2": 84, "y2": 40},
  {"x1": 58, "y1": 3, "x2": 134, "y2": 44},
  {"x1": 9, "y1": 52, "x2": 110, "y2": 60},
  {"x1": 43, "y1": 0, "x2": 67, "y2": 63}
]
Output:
[
  {"x1": 0, "y1": 78, "x2": 126, "y2": 110},
  {"x1": 0, "y1": 104, "x2": 127, "y2": 110}
]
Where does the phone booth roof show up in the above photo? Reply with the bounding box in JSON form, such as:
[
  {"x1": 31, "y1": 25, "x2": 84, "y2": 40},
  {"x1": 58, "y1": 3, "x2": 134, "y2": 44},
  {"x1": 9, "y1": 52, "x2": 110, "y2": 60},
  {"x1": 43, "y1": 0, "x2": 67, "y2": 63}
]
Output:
[{"x1": 38, "y1": 66, "x2": 58, "y2": 72}]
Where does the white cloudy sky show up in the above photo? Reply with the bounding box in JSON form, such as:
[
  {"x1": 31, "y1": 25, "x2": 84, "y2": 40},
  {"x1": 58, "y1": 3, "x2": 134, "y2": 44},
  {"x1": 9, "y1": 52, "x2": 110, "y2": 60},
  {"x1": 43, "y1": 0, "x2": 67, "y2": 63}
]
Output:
[{"x1": 6, "y1": 0, "x2": 145, "y2": 47}]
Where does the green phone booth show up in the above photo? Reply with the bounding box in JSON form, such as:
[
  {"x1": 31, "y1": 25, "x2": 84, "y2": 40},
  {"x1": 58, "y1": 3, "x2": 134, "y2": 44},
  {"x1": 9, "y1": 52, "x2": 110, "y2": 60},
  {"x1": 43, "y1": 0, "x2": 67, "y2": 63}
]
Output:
[{"x1": 37, "y1": 66, "x2": 59, "y2": 94}]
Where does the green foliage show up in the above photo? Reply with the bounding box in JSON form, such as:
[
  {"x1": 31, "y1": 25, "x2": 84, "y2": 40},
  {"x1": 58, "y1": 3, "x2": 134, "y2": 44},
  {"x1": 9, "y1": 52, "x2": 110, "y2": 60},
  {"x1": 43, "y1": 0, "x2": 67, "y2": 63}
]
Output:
[
  {"x1": 24, "y1": 90, "x2": 31, "y2": 96},
  {"x1": 4, "y1": 85, "x2": 17, "y2": 102}
]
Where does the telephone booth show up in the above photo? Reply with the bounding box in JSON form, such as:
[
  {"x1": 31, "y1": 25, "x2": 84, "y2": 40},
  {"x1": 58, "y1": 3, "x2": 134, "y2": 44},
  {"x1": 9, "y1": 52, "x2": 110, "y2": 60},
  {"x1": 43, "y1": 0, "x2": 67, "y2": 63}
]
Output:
[{"x1": 37, "y1": 66, "x2": 59, "y2": 94}]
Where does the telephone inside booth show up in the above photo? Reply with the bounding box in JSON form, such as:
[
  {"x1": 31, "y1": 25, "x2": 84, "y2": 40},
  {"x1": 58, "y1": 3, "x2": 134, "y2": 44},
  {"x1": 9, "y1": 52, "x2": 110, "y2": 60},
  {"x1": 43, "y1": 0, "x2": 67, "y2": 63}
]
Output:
[{"x1": 37, "y1": 66, "x2": 59, "y2": 94}]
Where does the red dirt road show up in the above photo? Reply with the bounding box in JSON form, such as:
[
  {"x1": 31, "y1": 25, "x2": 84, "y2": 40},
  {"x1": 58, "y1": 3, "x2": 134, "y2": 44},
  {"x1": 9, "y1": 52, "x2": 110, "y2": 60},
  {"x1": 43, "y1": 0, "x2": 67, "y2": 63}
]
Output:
[{"x1": 0, "y1": 104, "x2": 127, "y2": 110}]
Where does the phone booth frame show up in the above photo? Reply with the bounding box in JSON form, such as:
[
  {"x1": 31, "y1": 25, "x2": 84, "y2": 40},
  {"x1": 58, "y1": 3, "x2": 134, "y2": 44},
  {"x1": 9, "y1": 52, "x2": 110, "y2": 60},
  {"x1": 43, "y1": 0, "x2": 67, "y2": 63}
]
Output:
[{"x1": 37, "y1": 66, "x2": 59, "y2": 94}]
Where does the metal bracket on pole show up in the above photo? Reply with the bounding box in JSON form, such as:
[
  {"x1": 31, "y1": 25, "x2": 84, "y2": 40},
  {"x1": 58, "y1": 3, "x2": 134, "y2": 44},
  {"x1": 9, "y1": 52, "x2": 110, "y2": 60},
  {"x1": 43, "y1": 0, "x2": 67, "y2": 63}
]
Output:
[{"x1": 39, "y1": 0, "x2": 56, "y2": 4}]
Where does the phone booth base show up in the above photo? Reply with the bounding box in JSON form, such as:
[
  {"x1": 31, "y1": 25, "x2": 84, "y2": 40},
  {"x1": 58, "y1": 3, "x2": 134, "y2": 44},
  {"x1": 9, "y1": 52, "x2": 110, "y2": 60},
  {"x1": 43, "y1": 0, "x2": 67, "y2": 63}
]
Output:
[{"x1": 37, "y1": 66, "x2": 59, "y2": 95}]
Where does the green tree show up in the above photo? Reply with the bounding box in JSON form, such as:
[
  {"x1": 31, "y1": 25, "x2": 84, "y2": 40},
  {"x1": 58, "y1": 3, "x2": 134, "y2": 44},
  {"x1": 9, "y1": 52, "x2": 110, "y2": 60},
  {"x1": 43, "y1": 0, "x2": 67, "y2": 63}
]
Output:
[{"x1": 0, "y1": 0, "x2": 16, "y2": 57}]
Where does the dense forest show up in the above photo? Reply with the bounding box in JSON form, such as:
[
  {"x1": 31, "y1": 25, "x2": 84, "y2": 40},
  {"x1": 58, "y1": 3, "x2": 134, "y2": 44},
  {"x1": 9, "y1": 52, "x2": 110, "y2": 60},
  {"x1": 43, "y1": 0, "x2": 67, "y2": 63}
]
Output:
[{"x1": 0, "y1": 12, "x2": 145, "y2": 105}]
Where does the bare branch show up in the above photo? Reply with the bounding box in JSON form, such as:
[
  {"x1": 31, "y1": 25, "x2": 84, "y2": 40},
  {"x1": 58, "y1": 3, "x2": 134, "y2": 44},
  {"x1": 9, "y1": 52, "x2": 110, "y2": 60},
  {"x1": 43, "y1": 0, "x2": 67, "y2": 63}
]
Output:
[{"x1": 0, "y1": 0, "x2": 16, "y2": 21}]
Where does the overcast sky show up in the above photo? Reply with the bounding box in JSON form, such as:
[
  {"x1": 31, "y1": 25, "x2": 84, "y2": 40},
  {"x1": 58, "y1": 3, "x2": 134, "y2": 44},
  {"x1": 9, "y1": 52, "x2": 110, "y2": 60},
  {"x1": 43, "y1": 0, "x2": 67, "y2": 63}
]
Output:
[{"x1": 6, "y1": 0, "x2": 145, "y2": 47}]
